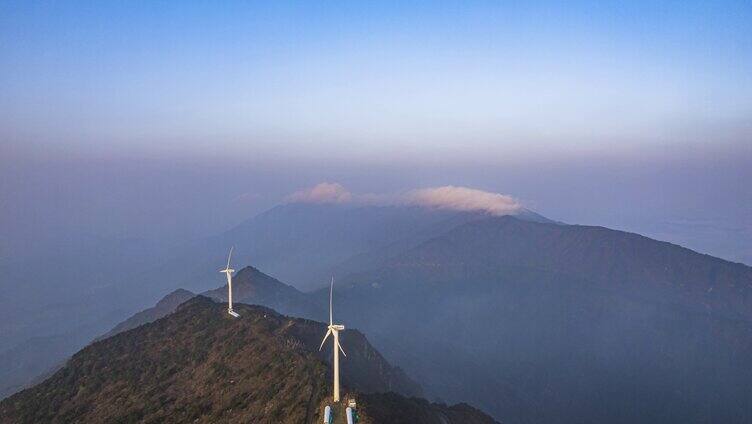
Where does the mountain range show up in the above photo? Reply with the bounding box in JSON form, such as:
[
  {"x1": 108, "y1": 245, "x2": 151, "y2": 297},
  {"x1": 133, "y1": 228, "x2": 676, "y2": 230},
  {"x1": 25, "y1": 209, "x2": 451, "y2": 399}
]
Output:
[
  {"x1": 199, "y1": 213, "x2": 752, "y2": 423},
  {"x1": 2, "y1": 201, "x2": 751, "y2": 423}
]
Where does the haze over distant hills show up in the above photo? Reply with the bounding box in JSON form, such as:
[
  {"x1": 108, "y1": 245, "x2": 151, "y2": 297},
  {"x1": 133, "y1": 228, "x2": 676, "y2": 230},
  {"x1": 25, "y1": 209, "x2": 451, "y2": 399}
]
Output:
[
  {"x1": 141, "y1": 184, "x2": 554, "y2": 295},
  {"x1": 194, "y1": 215, "x2": 752, "y2": 423},
  {"x1": 2, "y1": 190, "x2": 752, "y2": 423},
  {"x1": 323, "y1": 216, "x2": 752, "y2": 423},
  {"x1": 0, "y1": 191, "x2": 534, "y2": 399}
]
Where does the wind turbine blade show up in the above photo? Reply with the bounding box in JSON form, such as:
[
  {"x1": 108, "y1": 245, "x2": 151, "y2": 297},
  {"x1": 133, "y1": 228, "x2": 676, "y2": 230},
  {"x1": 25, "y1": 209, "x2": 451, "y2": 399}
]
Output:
[
  {"x1": 338, "y1": 340, "x2": 346, "y2": 357},
  {"x1": 329, "y1": 276, "x2": 334, "y2": 325},
  {"x1": 226, "y1": 246, "x2": 234, "y2": 270},
  {"x1": 319, "y1": 329, "x2": 332, "y2": 351}
]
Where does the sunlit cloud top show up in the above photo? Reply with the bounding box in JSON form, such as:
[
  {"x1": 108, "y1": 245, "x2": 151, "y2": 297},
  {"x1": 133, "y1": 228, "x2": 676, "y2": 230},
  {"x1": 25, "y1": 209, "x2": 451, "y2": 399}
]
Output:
[
  {"x1": 286, "y1": 182, "x2": 353, "y2": 204},
  {"x1": 405, "y1": 186, "x2": 521, "y2": 215},
  {"x1": 286, "y1": 182, "x2": 522, "y2": 216}
]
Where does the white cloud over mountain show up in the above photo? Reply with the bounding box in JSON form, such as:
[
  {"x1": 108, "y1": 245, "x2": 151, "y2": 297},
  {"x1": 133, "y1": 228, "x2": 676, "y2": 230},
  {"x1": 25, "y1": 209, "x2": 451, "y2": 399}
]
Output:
[
  {"x1": 285, "y1": 182, "x2": 353, "y2": 204},
  {"x1": 404, "y1": 186, "x2": 521, "y2": 215},
  {"x1": 286, "y1": 183, "x2": 522, "y2": 215}
]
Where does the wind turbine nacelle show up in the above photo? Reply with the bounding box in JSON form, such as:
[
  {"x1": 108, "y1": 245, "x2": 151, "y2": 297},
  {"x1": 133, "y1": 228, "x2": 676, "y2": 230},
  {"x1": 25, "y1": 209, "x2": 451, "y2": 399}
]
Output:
[
  {"x1": 331, "y1": 324, "x2": 345, "y2": 331},
  {"x1": 220, "y1": 268, "x2": 235, "y2": 274}
]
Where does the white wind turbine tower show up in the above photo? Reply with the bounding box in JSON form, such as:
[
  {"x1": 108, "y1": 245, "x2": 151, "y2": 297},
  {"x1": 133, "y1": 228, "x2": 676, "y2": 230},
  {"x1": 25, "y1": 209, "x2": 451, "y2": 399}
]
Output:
[
  {"x1": 319, "y1": 277, "x2": 346, "y2": 402},
  {"x1": 220, "y1": 246, "x2": 240, "y2": 318}
]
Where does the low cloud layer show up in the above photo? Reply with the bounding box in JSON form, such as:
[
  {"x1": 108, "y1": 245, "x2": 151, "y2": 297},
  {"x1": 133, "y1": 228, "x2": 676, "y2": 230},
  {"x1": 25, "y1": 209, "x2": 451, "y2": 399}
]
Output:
[
  {"x1": 285, "y1": 182, "x2": 353, "y2": 204},
  {"x1": 286, "y1": 183, "x2": 522, "y2": 215},
  {"x1": 405, "y1": 186, "x2": 522, "y2": 215}
]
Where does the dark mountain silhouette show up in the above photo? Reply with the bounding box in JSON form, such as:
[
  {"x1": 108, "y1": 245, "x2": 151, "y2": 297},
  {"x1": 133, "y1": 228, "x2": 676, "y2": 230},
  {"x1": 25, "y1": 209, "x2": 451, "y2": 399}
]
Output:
[
  {"x1": 386, "y1": 216, "x2": 752, "y2": 319},
  {"x1": 194, "y1": 216, "x2": 752, "y2": 423},
  {"x1": 317, "y1": 216, "x2": 752, "y2": 423},
  {"x1": 0, "y1": 297, "x2": 497, "y2": 424}
]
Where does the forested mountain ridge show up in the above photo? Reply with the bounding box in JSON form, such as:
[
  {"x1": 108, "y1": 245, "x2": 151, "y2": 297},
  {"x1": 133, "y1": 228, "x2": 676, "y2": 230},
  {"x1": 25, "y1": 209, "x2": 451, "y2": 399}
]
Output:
[{"x1": 0, "y1": 297, "x2": 496, "y2": 423}]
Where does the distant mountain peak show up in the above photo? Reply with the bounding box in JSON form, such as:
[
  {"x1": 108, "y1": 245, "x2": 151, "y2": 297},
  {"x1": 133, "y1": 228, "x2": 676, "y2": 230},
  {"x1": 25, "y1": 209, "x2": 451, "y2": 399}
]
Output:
[
  {"x1": 200, "y1": 266, "x2": 321, "y2": 322},
  {"x1": 155, "y1": 288, "x2": 195, "y2": 309}
]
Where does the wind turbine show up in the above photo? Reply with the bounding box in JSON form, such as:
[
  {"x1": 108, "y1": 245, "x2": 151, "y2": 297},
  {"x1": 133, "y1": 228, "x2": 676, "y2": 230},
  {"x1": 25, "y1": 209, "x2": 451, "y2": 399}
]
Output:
[
  {"x1": 319, "y1": 277, "x2": 346, "y2": 402},
  {"x1": 220, "y1": 246, "x2": 240, "y2": 318}
]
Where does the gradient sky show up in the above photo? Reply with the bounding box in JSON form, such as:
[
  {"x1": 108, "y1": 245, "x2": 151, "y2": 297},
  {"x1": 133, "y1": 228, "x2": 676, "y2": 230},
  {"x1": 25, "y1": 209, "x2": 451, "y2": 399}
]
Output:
[
  {"x1": 3, "y1": 1, "x2": 751, "y2": 158},
  {"x1": 1, "y1": 1, "x2": 751, "y2": 263}
]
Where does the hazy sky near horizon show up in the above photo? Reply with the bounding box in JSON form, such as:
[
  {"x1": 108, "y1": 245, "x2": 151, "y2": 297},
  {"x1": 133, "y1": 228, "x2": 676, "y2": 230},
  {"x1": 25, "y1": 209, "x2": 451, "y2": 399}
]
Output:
[{"x1": 1, "y1": 1, "x2": 751, "y2": 263}]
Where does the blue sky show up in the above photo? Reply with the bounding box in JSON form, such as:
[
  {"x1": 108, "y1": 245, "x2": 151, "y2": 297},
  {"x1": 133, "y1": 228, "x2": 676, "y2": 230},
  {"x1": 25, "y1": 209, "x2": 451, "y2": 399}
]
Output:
[
  {"x1": 1, "y1": 1, "x2": 751, "y2": 263},
  {"x1": 2, "y1": 1, "x2": 751, "y2": 162}
]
